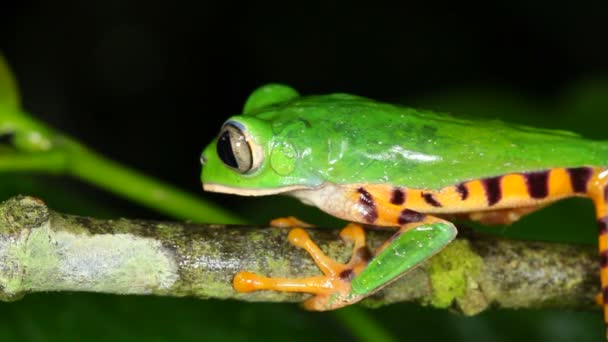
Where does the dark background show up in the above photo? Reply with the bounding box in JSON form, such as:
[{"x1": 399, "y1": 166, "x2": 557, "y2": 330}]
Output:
[{"x1": 1, "y1": 1, "x2": 608, "y2": 341}]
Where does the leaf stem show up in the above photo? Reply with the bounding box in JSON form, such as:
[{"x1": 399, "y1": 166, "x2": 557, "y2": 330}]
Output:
[{"x1": 65, "y1": 144, "x2": 242, "y2": 223}]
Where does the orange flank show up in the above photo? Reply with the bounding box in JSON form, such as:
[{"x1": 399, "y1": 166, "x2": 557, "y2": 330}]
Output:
[
  {"x1": 500, "y1": 174, "x2": 529, "y2": 199},
  {"x1": 347, "y1": 167, "x2": 607, "y2": 225},
  {"x1": 344, "y1": 166, "x2": 608, "y2": 332},
  {"x1": 461, "y1": 180, "x2": 487, "y2": 208},
  {"x1": 548, "y1": 168, "x2": 574, "y2": 196}
]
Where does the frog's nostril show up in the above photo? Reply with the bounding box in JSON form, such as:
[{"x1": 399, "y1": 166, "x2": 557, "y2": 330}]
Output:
[{"x1": 200, "y1": 153, "x2": 207, "y2": 165}]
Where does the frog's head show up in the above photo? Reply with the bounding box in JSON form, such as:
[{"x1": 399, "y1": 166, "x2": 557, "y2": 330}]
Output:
[{"x1": 201, "y1": 84, "x2": 323, "y2": 196}]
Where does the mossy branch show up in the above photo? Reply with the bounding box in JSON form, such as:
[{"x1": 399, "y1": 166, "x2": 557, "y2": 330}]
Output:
[{"x1": 0, "y1": 195, "x2": 598, "y2": 314}]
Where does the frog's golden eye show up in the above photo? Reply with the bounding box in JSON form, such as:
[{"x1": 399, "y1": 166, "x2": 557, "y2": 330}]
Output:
[{"x1": 217, "y1": 122, "x2": 260, "y2": 173}]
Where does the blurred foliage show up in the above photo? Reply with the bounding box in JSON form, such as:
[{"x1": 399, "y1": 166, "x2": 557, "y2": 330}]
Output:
[{"x1": 1, "y1": 1, "x2": 607, "y2": 341}]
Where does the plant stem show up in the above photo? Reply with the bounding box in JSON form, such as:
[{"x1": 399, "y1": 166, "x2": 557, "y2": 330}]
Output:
[
  {"x1": 65, "y1": 144, "x2": 242, "y2": 224},
  {"x1": 0, "y1": 150, "x2": 67, "y2": 172}
]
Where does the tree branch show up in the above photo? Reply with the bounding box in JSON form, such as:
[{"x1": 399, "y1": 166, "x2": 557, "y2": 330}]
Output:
[{"x1": 0, "y1": 196, "x2": 598, "y2": 315}]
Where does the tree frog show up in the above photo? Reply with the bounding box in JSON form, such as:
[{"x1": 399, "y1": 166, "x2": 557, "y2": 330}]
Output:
[{"x1": 200, "y1": 84, "x2": 608, "y2": 328}]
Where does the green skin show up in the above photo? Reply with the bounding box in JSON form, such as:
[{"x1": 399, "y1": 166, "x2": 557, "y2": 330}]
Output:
[
  {"x1": 201, "y1": 84, "x2": 608, "y2": 192},
  {"x1": 200, "y1": 84, "x2": 608, "y2": 299}
]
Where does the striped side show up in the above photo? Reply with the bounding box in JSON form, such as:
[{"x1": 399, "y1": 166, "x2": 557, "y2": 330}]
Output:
[
  {"x1": 349, "y1": 166, "x2": 608, "y2": 336},
  {"x1": 349, "y1": 167, "x2": 601, "y2": 226}
]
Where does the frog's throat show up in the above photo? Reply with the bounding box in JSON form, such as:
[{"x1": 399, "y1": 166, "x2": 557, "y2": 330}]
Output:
[
  {"x1": 202, "y1": 183, "x2": 312, "y2": 196},
  {"x1": 204, "y1": 182, "x2": 352, "y2": 219}
]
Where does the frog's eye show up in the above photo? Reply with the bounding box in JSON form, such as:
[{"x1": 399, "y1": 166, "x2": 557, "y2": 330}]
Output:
[{"x1": 216, "y1": 122, "x2": 261, "y2": 173}]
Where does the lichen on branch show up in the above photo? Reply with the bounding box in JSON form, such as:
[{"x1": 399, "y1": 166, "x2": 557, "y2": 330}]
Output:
[{"x1": 0, "y1": 195, "x2": 599, "y2": 314}]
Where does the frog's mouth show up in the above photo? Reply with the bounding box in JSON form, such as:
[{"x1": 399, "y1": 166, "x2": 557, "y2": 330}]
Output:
[{"x1": 202, "y1": 183, "x2": 310, "y2": 196}]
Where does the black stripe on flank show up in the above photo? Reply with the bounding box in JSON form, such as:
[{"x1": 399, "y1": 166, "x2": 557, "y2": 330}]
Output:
[
  {"x1": 567, "y1": 167, "x2": 592, "y2": 193},
  {"x1": 357, "y1": 188, "x2": 378, "y2": 223},
  {"x1": 525, "y1": 171, "x2": 550, "y2": 199},
  {"x1": 604, "y1": 184, "x2": 608, "y2": 202},
  {"x1": 422, "y1": 193, "x2": 442, "y2": 207},
  {"x1": 601, "y1": 250, "x2": 608, "y2": 268},
  {"x1": 483, "y1": 176, "x2": 502, "y2": 206},
  {"x1": 603, "y1": 286, "x2": 608, "y2": 306},
  {"x1": 599, "y1": 216, "x2": 608, "y2": 235},
  {"x1": 390, "y1": 188, "x2": 406, "y2": 205},
  {"x1": 397, "y1": 209, "x2": 425, "y2": 225},
  {"x1": 456, "y1": 183, "x2": 469, "y2": 200}
]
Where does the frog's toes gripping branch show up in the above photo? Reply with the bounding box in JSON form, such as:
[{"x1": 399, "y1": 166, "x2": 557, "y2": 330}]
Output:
[
  {"x1": 233, "y1": 224, "x2": 371, "y2": 310},
  {"x1": 233, "y1": 220, "x2": 458, "y2": 310}
]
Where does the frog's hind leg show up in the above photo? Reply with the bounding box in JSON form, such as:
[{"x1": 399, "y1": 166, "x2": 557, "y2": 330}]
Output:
[
  {"x1": 349, "y1": 213, "x2": 457, "y2": 296},
  {"x1": 233, "y1": 223, "x2": 371, "y2": 310}
]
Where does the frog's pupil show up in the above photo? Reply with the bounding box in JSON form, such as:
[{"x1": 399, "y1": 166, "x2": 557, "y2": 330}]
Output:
[{"x1": 217, "y1": 130, "x2": 239, "y2": 169}]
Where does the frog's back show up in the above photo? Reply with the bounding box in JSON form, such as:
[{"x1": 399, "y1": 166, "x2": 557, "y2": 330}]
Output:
[{"x1": 255, "y1": 94, "x2": 608, "y2": 190}]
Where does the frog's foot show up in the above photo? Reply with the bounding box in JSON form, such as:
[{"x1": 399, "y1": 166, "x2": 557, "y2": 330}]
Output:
[
  {"x1": 270, "y1": 216, "x2": 314, "y2": 228},
  {"x1": 233, "y1": 223, "x2": 371, "y2": 310}
]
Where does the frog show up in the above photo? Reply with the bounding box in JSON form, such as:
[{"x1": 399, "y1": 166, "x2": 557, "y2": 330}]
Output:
[{"x1": 200, "y1": 84, "x2": 608, "y2": 328}]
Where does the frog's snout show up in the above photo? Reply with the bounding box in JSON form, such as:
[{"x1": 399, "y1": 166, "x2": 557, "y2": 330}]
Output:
[{"x1": 200, "y1": 153, "x2": 207, "y2": 166}]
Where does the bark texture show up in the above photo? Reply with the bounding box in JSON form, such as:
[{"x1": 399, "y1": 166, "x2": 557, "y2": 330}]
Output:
[{"x1": 0, "y1": 196, "x2": 598, "y2": 315}]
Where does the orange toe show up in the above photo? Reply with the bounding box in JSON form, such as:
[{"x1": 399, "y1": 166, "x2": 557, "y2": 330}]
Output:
[
  {"x1": 231, "y1": 224, "x2": 373, "y2": 310},
  {"x1": 270, "y1": 216, "x2": 313, "y2": 228}
]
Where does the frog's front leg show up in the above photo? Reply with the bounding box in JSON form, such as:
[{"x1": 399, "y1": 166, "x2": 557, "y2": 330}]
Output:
[
  {"x1": 233, "y1": 216, "x2": 456, "y2": 311},
  {"x1": 233, "y1": 223, "x2": 369, "y2": 310}
]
